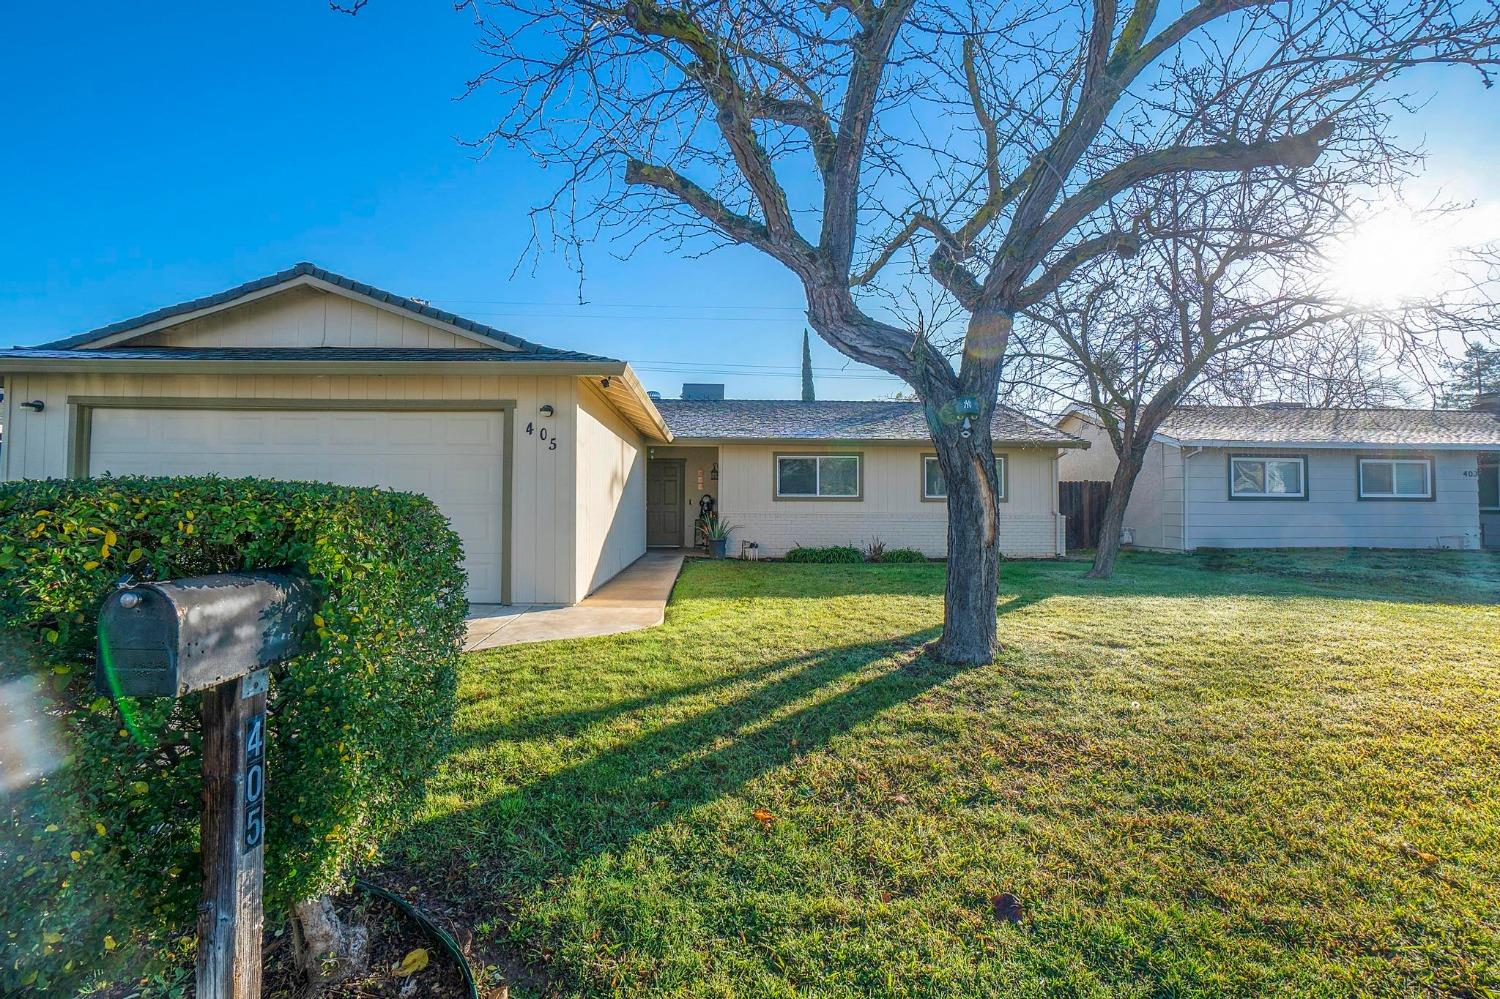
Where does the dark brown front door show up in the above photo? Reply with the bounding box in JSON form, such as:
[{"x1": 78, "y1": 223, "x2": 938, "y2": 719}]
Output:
[{"x1": 647, "y1": 460, "x2": 684, "y2": 547}]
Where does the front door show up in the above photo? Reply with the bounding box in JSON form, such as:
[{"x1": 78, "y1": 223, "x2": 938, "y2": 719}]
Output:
[{"x1": 647, "y1": 460, "x2": 685, "y2": 547}]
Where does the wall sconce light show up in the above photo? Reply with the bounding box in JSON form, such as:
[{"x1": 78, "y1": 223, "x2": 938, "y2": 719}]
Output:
[
  {"x1": 710, "y1": 462, "x2": 719, "y2": 482},
  {"x1": 600, "y1": 377, "x2": 612, "y2": 389},
  {"x1": 538, "y1": 404, "x2": 555, "y2": 417},
  {"x1": 19, "y1": 400, "x2": 44, "y2": 413}
]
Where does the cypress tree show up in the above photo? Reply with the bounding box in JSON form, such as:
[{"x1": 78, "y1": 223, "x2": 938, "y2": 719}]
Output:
[{"x1": 801, "y1": 329, "x2": 816, "y2": 402}]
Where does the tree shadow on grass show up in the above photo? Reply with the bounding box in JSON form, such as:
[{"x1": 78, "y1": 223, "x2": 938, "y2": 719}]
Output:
[{"x1": 400, "y1": 627, "x2": 953, "y2": 902}]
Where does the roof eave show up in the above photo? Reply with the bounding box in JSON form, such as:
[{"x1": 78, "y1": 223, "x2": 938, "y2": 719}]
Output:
[
  {"x1": 1174, "y1": 438, "x2": 1500, "y2": 451},
  {"x1": 583, "y1": 365, "x2": 673, "y2": 443},
  {"x1": 0, "y1": 355, "x2": 629, "y2": 377}
]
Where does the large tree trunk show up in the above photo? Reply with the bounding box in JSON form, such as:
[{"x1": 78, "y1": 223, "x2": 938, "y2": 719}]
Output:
[
  {"x1": 931, "y1": 418, "x2": 1002, "y2": 664},
  {"x1": 1086, "y1": 448, "x2": 1147, "y2": 579}
]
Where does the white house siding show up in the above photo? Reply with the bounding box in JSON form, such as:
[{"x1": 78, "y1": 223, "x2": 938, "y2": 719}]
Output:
[
  {"x1": 131, "y1": 285, "x2": 486, "y2": 350},
  {"x1": 0, "y1": 369, "x2": 589, "y2": 604},
  {"x1": 715, "y1": 443, "x2": 1065, "y2": 558},
  {"x1": 1182, "y1": 447, "x2": 1482, "y2": 550},
  {"x1": 1056, "y1": 415, "x2": 1119, "y2": 480},
  {"x1": 573, "y1": 380, "x2": 646, "y2": 600},
  {"x1": 1161, "y1": 445, "x2": 1186, "y2": 550}
]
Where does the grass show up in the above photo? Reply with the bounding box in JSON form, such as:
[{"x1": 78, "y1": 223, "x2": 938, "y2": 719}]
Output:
[{"x1": 393, "y1": 549, "x2": 1500, "y2": 998}]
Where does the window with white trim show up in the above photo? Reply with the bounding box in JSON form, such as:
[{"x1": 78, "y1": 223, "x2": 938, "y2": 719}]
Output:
[
  {"x1": 923, "y1": 455, "x2": 1004, "y2": 500},
  {"x1": 775, "y1": 454, "x2": 861, "y2": 498},
  {"x1": 1358, "y1": 457, "x2": 1432, "y2": 499},
  {"x1": 1229, "y1": 455, "x2": 1306, "y2": 498},
  {"x1": 1481, "y1": 455, "x2": 1500, "y2": 511}
]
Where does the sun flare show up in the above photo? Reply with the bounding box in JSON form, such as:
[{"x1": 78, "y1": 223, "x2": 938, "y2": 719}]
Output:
[{"x1": 1327, "y1": 209, "x2": 1454, "y2": 305}]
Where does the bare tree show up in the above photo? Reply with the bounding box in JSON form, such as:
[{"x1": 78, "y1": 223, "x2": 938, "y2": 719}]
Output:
[
  {"x1": 1009, "y1": 170, "x2": 1499, "y2": 577},
  {"x1": 444, "y1": 0, "x2": 1499, "y2": 662}
]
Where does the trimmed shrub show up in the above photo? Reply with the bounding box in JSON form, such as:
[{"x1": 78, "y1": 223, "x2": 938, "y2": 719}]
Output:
[
  {"x1": 879, "y1": 548, "x2": 928, "y2": 564},
  {"x1": 0, "y1": 476, "x2": 467, "y2": 992},
  {"x1": 783, "y1": 545, "x2": 864, "y2": 564}
]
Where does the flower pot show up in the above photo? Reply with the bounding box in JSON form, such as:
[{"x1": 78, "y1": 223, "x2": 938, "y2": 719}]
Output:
[{"x1": 709, "y1": 538, "x2": 729, "y2": 559}]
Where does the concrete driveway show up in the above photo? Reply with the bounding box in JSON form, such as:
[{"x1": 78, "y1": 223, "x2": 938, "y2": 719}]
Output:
[{"x1": 463, "y1": 551, "x2": 685, "y2": 651}]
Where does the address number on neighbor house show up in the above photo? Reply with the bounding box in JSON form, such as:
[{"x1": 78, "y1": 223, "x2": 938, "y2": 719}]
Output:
[{"x1": 526, "y1": 423, "x2": 559, "y2": 451}]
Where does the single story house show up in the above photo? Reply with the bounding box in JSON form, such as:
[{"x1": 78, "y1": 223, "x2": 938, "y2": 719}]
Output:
[
  {"x1": 650, "y1": 394, "x2": 1081, "y2": 559},
  {"x1": 1058, "y1": 403, "x2": 1500, "y2": 551},
  {"x1": 0, "y1": 263, "x2": 1082, "y2": 606}
]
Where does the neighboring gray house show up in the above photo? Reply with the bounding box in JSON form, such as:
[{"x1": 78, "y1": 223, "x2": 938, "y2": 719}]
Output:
[{"x1": 1058, "y1": 401, "x2": 1500, "y2": 551}]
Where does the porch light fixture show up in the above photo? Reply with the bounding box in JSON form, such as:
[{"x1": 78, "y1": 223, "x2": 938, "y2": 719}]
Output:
[
  {"x1": 710, "y1": 462, "x2": 718, "y2": 482},
  {"x1": 19, "y1": 400, "x2": 44, "y2": 412},
  {"x1": 538, "y1": 404, "x2": 555, "y2": 417}
]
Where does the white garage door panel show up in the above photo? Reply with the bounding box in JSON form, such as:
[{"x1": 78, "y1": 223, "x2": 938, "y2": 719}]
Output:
[{"x1": 88, "y1": 409, "x2": 504, "y2": 602}]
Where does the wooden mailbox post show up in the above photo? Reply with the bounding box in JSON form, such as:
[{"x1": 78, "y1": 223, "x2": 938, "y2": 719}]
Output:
[{"x1": 97, "y1": 571, "x2": 314, "y2": 999}]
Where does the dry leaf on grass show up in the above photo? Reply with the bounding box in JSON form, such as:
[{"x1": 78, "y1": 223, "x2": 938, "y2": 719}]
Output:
[{"x1": 393, "y1": 947, "x2": 429, "y2": 977}]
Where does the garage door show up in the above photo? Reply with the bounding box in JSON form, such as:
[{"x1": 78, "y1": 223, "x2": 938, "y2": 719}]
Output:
[{"x1": 87, "y1": 408, "x2": 505, "y2": 603}]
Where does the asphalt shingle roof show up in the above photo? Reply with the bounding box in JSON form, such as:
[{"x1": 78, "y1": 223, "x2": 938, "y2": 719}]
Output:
[
  {"x1": 656, "y1": 399, "x2": 1082, "y2": 446},
  {"x1": 1158, "y1": 405, "x2": 1500, "y2": 448},
  {"x1": 27, "y1": 262, "x2": 592, "y2": 357},
  {"x1": 2, "y1": 346, "x2": 618, "y2": 364}
]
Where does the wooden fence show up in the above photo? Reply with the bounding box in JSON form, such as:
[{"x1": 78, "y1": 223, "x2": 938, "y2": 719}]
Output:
[{"x1": 1059, "y1": 480, "x2": 1111, "y2": 551}]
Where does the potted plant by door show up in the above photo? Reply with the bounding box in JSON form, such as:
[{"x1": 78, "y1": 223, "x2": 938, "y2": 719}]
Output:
[{"x1": 698, "y1": 515, "x2": 739, "y2": 559}]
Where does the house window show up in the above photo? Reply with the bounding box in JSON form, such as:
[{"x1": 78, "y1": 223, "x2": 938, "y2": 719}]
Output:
[
  {"x1": 775, "y1": 454, "x2": 861, "y2": 499},
  {"x1": 1482, "y1": 456, "x2": 1500, "y2": 511},
  {"x1": 1229, "y1": 455, "x2": 1306, "y2": 499},
  {"x1": 922, "y1": 454, "x2": 1005, "y2": 501},
  {"x1": 1358, "y1": 457, "x2": 1433, "y2": 500}
]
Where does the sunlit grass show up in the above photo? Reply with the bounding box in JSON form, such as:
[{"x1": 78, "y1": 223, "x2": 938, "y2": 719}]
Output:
[{"x1": 395, "y1": 550, "x2": 1500, "y2": 998}]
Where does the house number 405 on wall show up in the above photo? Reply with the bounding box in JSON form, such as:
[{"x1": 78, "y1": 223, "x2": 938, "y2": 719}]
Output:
[{"x1": 526, "y1": 423, "x2": 559, "y2": 451}]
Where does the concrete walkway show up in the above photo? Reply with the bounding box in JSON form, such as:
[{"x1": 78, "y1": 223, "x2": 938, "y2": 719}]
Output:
[{"x1": 463, "y1": 551, "x2": 685, "y2": 651}]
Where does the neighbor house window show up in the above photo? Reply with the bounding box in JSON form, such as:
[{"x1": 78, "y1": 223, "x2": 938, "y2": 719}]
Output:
[
  {"x1": 1481, "y1": 456, "x2": 1500, "y2": 511},
  {"x1": 1358, "y1": 457, "x2": 1433, "y2": 500},
  {"x1": 775, "y1": 454, "x2": 861, "y2": 499},
  {"x1": 1229, "y1": 455, "x2": 1307, "y2": 499},
  {"x1": 922, "y1": 454, "x2": 1005, "y2": 501}
]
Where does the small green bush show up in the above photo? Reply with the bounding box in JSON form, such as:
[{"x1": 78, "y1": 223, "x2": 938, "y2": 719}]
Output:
[
  {"x1": 783, "y1": 545, "x2": 864, "y2": 564},
  {"x1": 0, "y1": 476, "x2": 467, "y2": 992},
  {"x1": 879, "y1": 548, "x2": 928, "y2": 563}
]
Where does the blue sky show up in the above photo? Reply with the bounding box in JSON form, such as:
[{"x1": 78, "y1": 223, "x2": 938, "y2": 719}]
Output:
[{"x1": 2, "y1": 3, "x2": 1496, "y2": 400}]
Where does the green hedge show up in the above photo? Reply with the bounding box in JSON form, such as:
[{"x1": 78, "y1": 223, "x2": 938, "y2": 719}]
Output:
[
  {"x1": 878, "y1": 548, "x2": 928, "y2": 563},
  {"x1": 0, "y1": 476, "x2": 468, "y2": 992},
  {"x1": 783, "y1": 545, "x2": 865, "y2": 564}
]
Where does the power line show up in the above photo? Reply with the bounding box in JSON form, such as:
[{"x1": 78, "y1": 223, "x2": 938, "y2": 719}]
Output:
[
  {"x1": 635, "y1": 365, "x2": 901, "y2": 382},
  {"x1": 628, "y1": 357, "x2": 903, "y2": 379},
  {"x1": 431, "y1": 298, "x2": 806, "y2": 313},
  {"x1": 448, "y1": 311, "x2": 805, "y2": 323}
]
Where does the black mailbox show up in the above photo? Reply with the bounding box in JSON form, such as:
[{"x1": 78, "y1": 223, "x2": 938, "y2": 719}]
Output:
[{"x1": 97, "y1": 570, "x2": 317, "y2": 698}]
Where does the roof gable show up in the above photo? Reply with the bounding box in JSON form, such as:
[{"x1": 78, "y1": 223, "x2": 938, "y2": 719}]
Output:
[{"x1": 32, "y1": 262, "x2": 560, "y2": 354}]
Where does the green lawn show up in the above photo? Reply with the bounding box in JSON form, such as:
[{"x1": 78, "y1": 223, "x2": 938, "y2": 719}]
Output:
[{"x1": 393, "y1": 550, "x2": 1500, "y2": 998}]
